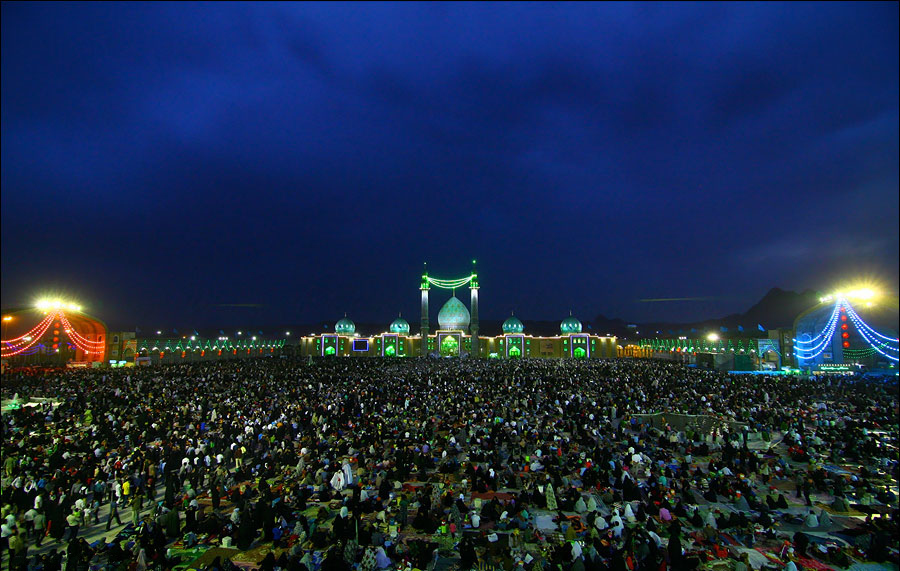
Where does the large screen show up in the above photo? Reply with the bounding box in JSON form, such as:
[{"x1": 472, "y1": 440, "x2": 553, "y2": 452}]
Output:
[{"x1": 352, "y1": 339, "x2": 369, "y2": 352}]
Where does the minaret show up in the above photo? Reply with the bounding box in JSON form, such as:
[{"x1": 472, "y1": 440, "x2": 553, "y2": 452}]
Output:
[
  {"x1": 470, "y1": 259, "x2": 479, "y2": 357},
  {"x1": 420, "y1": 265, "x2": 430, "y2": 356}
]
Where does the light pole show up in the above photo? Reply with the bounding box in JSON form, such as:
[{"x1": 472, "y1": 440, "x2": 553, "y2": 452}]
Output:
[{"x1": 2, "y1": 315, "x2": 12, "y2": 342}]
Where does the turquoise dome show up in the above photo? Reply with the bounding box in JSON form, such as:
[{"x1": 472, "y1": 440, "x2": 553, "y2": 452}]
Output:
[
  {"x1": 560, "y1": 314, "x2": 582, "y2": 335},
  {"x1": 502, "y1": 314, "x2": 524, "y2": 334},
  {"x1": 389, "y1": 316, "x2": 410, "y2": 334},
  {"x1": 438, "y1": 296, "x2": 470, "y2": 331},
  {"x1": 335, "y1": 316, "x2": 356, "y2": 335}
]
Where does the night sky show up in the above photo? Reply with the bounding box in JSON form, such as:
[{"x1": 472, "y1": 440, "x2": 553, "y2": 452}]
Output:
[{"x1": 2, "y1": 2, "x2": 898, "y2": 331}]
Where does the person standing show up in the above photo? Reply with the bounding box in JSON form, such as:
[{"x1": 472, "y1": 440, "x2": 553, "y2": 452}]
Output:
[
  {"x1": 211, "y1": 485, "x2": 221, "y2": 512},
  {"x1": 7, "y1": 528, "x2": 27, "y2": 569},
  {"x1": 0, "y1": 519, "x2": 13, "y2": 566},
  {"x1": 32, "y1": 509, "x2": 47, "y2": 548},
  {"x1": 121, "y1": 479, "x2": 131, "y2": 507},
  {"x1": 63, "y1": 510, "x2": 80, "y2": 543},
  {"x1": 131, "y1": 493, "x2": 144, "y2": 527},
  {"x1": 106, "y1": 497, "x2": 122, "y2": 531}
]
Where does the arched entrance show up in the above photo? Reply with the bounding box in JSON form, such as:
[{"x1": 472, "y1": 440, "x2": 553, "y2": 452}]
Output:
[{"x1": 440, "y1": 335, "x2": 459, "y2": 357}]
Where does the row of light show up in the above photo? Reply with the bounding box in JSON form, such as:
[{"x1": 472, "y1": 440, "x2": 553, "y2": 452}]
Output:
[
  {"x1": 58, "y1": 313, "x2": 104, "y2": 354},
  {"x1": 153, "y1": 331, "x2": 290, "y2": 336},
  {"x1": 1, "y1": 313, "x2": 55, "y2": 357},
  {"x1": 424, "y1": 274, "x2": 477, "y2": 289},
  {"x1": 145, "y1": 338, "x2": 285, "y2": 349},
  {"x1": 793, "y1": 302, "x2": 842, "y2": 359},
  {"x1": 843, "y1": 302, "x2": 899, "y2": 344},
  {"x1": 842, "y1": 302, "x2": 898, "y2": 363},
  {"x1": 2, "y1": 312, "x2": 55, "y2": 344},
  {"x1": 59, "y1": 314, "x2": 104, "y2": 347},
  {"x1": 794, "y1": 302, "x2": 842, "y2": 347}
]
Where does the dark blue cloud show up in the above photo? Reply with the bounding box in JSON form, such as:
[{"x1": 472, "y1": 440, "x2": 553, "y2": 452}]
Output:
[{"x1": 2, "y1": 2, "x2": 897, "y2": 328}]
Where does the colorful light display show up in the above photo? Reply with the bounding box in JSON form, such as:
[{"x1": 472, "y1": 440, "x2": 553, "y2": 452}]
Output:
[
  {"x1": 794, "y1": 296, "x2": 898, "y2": 363},
  {"x1": 1, "y1": 300, "x2": 106, "y2": 360}
]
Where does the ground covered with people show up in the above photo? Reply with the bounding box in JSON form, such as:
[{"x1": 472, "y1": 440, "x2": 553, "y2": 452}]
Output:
[{"x1": 1, "y1": 358, "x2": 897, "y2": 571}]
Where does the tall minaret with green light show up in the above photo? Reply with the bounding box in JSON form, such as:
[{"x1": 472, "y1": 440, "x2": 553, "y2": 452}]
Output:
[
  {"x1": 470, "y1": 259, "x2": 479, "y2": 356},
  {"x1": 420, "y1": 263, "x2": 430, "y2": 356}
]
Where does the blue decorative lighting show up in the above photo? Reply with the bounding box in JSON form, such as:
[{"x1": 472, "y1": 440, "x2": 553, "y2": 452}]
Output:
[
  {"x1": 794, "y1": 301, "x2": 841, "y2": 359},
  {"x1": 842, "y1": 300, "x2": 899, "y2": 362}
]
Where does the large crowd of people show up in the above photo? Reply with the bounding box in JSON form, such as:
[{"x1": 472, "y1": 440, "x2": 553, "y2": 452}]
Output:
[{"x1": 1, "y1": 357, "x2": 897, "y2": 571}]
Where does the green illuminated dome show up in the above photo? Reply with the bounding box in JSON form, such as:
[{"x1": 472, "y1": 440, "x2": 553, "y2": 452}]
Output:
[
  {"x1": 335, "y1": 316, "x2": 356, "y2": 335},
  {"x1": 438, "y1": 296, "x2": 470, "y2": 331},
  {"x1": 560, "y1": 313, "x2": 582, "y2": 335},
  {"x1": 502, "y1": 314, "x2": 524, "y2": 334},
  {"x1": 389, "y1": 315, "x2": 410, "y2": 334}
]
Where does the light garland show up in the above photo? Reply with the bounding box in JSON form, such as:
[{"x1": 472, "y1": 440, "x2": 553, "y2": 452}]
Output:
[
  {"x1": 793, "y1": 302, "x2": 841, "y2": 346},
  {"x1": 2, "y1": 310, "x2": 108, "y2": 358},
  {"x1": 842, "y1": 302, "x2": 898, "y2": 362},
  {"x1": 1, "y1": 312, "x2": 55, "y2": 344},
  {"x1": 67, "y1": 335, "x2": 104, "y2": 355},
  {"x1": 842, "y1": 302, "x2": 899, "y2": 344},
  {"x1": 849, "y1": 325, "x2": 899, "y2": 362},
  {"x1": 57, "y1": 313, "x2": 104, "y2": 354},
  {"x1": 425, "y1": 274, "x2": 476, "y2": 290},
  {"x1": 2, "y1": 313, "x2": 55, "y2": 357},
  {"x1": 794, "y1": 302, "x2": 841, "y2": 359},
  {"x1": 59, "y1": 314, "x2": 105, "y2": 347}
]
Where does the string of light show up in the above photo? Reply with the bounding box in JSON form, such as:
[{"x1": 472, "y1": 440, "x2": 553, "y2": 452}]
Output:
[
  {"x1": 842, "y1": 304, "x2": 898, "y2": 362},
  {"x1": 1, "y1": 314, "x2": 54, "y2": 357},
  {"x1": 67, "y1": 335, "x2": 104, "y2": 355},
  {"x1": 793, "y1": 302, "x2": 840, "y2": 346},
  {"x1": 64, "y1": 327, "x2": 104, "y2": 354},
  {"x1": 793, "y1": 302, "x2": 841, "y2": 358},
  {"x1": 849, "y1": 323, "x2": 899, "y2": 362},
  {"x1": 1, "y1": 312, "x2": 55, "y2": 344},
  {"x1": 425, "y1": 275, "x2": 476, "y2": 289},
  {"x1": 59, "y1": 314, "x2": 105, "y2": 348},
  {"x1": 842, "y1": 302, "x2": 899, "y2": 344}
]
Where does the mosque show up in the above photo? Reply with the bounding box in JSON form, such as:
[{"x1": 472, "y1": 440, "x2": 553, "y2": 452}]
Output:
[{"x1": 298, "y1": 267, "x2": 618, "y2": 358}]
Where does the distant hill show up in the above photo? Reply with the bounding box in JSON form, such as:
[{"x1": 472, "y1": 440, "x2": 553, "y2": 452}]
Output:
[
  {"x1": 138, "y1": 288, "x2": 825, "y2": 340},
  {"x1": 740, "y1": 287, "x2": 823, "y2": 329},
  {"x1": 593, "y1": 287, "x2": 823, "y2": 338}
]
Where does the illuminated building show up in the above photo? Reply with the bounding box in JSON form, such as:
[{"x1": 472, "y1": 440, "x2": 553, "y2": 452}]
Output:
[
  {"x1": 135, "y1": 336, "x2": 287, "y2": 365},
  {"x1": 793, "y1": 289, "x2": 898, "y2": 371},
  {"x1": 1, "y1": 301, "x2": 107, "y2": 366},
  {"x1": 298, "y1": 265, "x2": 619, "y2": 359}
]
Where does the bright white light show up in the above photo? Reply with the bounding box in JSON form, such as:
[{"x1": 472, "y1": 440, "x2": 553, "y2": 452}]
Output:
[
  {"x1": 35, "y1": 298, "x2": 82, "y2": 312},
  {"x1": 707, "y1": 333, "x2": 719, "y2": 342},
  {"x1": 845, "y1": 288, "x2": 875, "y2": 300}
]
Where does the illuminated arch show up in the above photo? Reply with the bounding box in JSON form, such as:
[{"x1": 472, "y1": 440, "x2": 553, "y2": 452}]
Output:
[{"x1": 2, "y1": 305, "x2": 107, "y2": 364}]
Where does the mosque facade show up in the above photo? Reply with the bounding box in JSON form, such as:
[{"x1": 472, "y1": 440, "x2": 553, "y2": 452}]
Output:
[
  {"x1": 298, "y1": 269, "x2": 619, "y2": 358},
  {"x1": 297, "y1": 309, "x2": 619, "y2": 358}
]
